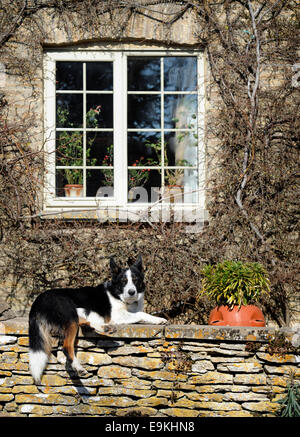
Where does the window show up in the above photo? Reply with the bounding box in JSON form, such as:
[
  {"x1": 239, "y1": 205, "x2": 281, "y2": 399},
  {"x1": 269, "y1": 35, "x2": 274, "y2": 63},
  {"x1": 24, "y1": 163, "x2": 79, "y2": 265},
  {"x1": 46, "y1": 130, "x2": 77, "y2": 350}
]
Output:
[{"x1": 44, "y1": 50, "x2": 205, "y2": 220}]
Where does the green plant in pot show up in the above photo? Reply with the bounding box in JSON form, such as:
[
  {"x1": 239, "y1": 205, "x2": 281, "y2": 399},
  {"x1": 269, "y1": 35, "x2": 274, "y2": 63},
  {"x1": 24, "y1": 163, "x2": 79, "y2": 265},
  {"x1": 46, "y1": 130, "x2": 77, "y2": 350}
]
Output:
[
  {"x1": 199, "y1": 260, "x2": 270, "y2": 327},
  {"x1": 56, "y1": 106, "x2": 97, "y2": 197}
]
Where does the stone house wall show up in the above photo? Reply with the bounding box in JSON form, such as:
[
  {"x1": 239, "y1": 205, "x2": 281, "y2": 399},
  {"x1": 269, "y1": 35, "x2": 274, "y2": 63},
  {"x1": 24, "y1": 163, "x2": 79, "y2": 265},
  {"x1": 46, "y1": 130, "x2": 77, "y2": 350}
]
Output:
[{"x1": 0, "y1": 319, "x2": 299, "y2": 417}]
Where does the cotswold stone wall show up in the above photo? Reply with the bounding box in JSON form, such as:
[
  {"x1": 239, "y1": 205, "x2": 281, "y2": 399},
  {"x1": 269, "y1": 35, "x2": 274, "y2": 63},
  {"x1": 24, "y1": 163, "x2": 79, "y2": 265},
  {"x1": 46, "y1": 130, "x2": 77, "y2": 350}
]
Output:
[{"x1": 0, "y1": 318, "x2": 299, "y2": 417}]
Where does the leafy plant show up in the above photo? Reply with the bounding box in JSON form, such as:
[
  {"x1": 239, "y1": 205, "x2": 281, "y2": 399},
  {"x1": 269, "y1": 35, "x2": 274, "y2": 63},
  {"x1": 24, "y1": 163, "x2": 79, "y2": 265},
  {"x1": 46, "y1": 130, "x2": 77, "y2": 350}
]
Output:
[
  {"x1": 199, "y1": 260, "x2": 270, "y2": 308},
  {"x1": 267, "y1": 333, "x2": 300, "y2": 357},
  {"x1": 277, "y1": 372, "x2": 300, "y2": 417},
  {"x1": 56, "y1": 106, "x2": 97, "y2": 185}
]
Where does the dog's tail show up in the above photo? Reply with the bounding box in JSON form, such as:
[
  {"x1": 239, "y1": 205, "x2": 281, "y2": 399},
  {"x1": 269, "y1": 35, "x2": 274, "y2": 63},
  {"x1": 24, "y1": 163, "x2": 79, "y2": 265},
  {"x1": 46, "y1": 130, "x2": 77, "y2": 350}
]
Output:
[{"x1": 29, "y1": 314, "x2": 53, "y2": 384}]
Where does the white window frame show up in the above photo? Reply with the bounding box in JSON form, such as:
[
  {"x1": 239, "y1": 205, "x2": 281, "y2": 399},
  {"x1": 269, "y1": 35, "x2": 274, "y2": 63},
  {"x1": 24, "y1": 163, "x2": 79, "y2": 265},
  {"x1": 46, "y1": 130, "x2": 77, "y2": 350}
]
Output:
[{"x1": 43, "y1": 49, "x2": 206, "y2": 221}]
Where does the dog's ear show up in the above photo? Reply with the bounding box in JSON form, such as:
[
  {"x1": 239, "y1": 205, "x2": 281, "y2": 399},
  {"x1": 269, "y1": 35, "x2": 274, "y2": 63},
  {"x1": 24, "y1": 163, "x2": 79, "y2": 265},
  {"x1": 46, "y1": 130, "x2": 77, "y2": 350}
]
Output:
[
  {"x1": 133, "y1": 254, "x2": 143, "y2": 272},
  {"x1": 110, "y1": 257, "x2": 120, "y2": 276}
]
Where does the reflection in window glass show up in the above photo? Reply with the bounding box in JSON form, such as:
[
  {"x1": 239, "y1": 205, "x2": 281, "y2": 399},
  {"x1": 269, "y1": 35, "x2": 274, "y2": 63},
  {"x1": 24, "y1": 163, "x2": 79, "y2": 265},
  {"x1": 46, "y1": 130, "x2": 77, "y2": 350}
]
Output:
[
  {"x1": 128, "y1": 170, "x2": 161, "y2": 203},
  {"x1": 128, "y1": 132, "x2": 161, "y2": 167},
  {"x1": 164, "y1": 57, "x2": 197, "y2": 91},
  {"x1": 128, "y1": 95, "x2": 161, "y2": 129},
  {"x1": 86, "y1": 133, "x2": 113, "y2": 167},
  {"x1": 164, "y1": 94, "x2": 197, "y2": 129},
  {"x1": 56, "y1": 62, "x2": 83, "y2": 90},
  {"x1": 128, "y1": 57, "x2": 160, "y2": 91},
  {"x1": 86, "y1": 94, "x2": 113, "y2": 129},
  {"x1": 164, "y1": 169, "x2": 198, "y2": 203},
  {"x1": 87, "y1": 169, "x2": 114, "y2": 197},
  {"x1": 56, "y1": 94, "x2": 83, "y2": 128},
  {"x1": 165, "y1": 132, "x2": 197, "y2": 167},
  {"x1": 86, "y1": 62, "x2": 113, "y2": 91},
  {"x1": 56, "y1": 131, "x2": 83, "y2": 167},
  {"x1": 56, "y1": 169, "x2": 84, "y2": 197}
]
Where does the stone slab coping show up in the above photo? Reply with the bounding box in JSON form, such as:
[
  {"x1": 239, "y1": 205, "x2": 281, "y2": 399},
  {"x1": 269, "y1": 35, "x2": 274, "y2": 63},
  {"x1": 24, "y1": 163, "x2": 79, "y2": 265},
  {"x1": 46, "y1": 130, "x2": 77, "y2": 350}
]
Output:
[{"x1": 0, "y1": 317, "x2": 298, "y2": 342}]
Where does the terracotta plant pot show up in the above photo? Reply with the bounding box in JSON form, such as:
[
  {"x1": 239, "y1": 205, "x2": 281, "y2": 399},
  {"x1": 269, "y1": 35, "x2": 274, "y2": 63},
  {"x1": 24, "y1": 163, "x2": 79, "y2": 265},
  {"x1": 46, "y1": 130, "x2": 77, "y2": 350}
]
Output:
[
  {"x1": 208, "y1": 305, "x2": 266, "y2": 327},
  {"x1": 64, "y1": 184, "x2": 84, "y2": 197}
]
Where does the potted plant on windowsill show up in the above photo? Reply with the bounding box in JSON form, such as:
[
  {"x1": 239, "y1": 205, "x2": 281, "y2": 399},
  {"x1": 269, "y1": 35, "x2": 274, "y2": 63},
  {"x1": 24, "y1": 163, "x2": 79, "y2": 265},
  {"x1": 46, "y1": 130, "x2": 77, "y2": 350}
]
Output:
[
  {"x1": 199, "y1": 260, "x2": 270, "y2": 327},
  {"x1": 56, "y1": 106, "x2": 98, "y2": 197}
]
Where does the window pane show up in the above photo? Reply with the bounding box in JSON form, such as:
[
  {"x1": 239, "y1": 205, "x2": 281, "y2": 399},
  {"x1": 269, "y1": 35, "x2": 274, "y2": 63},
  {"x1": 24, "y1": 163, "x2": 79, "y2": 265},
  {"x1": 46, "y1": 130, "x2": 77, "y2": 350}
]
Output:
[
  {"x1": 56, "y1": 94, "x2": 83, "y2": 128},
  {"x1": 128, "y1": 95, "x2": 161, "y2": 129},
  {"x1": 164, "y1": 94, "x2": 197, "y2": 129},
  {"x1": 56, "y1": 62, "x2": 83, "y2": 90},
  {"x1": 86, "y1": 169, "x2": 114, "y2": 197},
  {"x1": 164, "y1": 169, "x2": 198, "y2": 203},
  {"x1": 56, "y1": 169, "x2": 84, "y2": 197},
  {"x1": 86, "y1": 62, "x2": 113, "y2": 91},
  {"x1": 56, "y1": 131, "x2": 83, "y2": 166},
  {"x1": 128, "y1": 132, "x2": 161, "y2": 166},
  {"x1": 165, "y1": 132, "x2": 197, "y2": 167},
  {"x1": 128, "y1": 57, "x2": 160, "y2": 91},
  {"x1": 86, "y1": 95, "x2": 113, "y2": 128},
  {"x1": 86, "y1": 133, "x2": 113, "y2": 167},
  {"x1": 128, "y1": 169, "x2": 161, "y2": 203},
  {"x1": 164, "y1": 57, "x2": 197, "y2": 91}
]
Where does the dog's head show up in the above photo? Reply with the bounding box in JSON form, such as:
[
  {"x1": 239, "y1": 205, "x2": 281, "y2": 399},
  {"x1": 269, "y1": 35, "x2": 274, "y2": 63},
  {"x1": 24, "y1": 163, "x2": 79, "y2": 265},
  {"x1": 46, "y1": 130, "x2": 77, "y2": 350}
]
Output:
[{"x1": 109, "y1": 255, "x2": 145, "y2": 307}]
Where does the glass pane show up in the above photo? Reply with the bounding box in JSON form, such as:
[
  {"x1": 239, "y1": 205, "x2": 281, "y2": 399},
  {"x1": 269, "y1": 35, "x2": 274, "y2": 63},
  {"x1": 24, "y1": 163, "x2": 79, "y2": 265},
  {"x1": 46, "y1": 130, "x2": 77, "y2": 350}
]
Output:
[
  {"x1": 128, "y1": 57, "x2": 160, "y2": 91},
  {"x1": 164, "y1": 94, "x2": 197, "y2": 129},
  {"x1": 86, "y1": 169, "x2": 114, "y2": 197},
  {"x1": 86, "y1": 95, "x2": 113, "y2": 128},
  {"x1": 128, "y1": 132, "x2": 161, "y2": 166},
  {"x1": 86, "y1": 133, "x2": 113, "y2": 167},
  {"x1": 165, "y1": 132, "x2": 198, "y2": 167},
  {"x1": 128, "y1": 169, "x2": 161, "y2": 203},
  {"x1": 56, "y1": 94, "x2": 83, "y2": 128},
  {"x1": 56, "y1": 62, "x2": 83, "y2": 91},
  {"x1": 86, "y1": 62, "x2": 113, "y2": 91},
  {"x1": 56, "y1": 169, "x2": 83, "y2": 197},
  {"x1": 164, "y1": 169, "x2": 198, "y2": 203},
  {"x1": 128, "y1": 95, "x2": 161, "y2": 129},
  {"x1": 164, "y1": 57, "x2": 197, "y2": 91},
  {"x1": 56, "y1": 131, "x2": 83, "y2": 166}
]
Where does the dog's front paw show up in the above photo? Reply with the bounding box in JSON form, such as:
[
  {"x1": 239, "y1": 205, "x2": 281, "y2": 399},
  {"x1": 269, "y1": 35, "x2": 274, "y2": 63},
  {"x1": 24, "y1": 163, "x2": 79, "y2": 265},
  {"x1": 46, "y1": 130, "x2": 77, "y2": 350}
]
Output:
[{"x1": 155, "y1": 317, "x2": 169, "y2": 325}]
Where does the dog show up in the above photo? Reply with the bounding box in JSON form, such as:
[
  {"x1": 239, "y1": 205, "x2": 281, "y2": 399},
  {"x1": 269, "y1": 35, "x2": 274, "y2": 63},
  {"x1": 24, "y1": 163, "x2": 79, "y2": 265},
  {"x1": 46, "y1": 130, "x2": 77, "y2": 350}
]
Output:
[{"x1": 28, "y1": 255, "x2": 167, "y2": 384}]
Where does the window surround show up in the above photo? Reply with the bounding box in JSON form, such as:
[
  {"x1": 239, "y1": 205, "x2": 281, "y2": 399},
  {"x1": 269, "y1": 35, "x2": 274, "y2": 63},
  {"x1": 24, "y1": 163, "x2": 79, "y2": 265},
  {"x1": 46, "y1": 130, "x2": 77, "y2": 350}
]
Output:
[{"x1": 43, "y1": 48, "x2": 206, "y2": 222}]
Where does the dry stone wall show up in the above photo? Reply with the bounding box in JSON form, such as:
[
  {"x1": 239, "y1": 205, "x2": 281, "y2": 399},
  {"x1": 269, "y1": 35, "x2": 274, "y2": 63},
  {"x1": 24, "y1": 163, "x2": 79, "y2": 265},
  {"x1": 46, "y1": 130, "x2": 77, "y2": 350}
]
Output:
[{"x1": 0, "y1": 318, "x2": 299, "y2": 417}]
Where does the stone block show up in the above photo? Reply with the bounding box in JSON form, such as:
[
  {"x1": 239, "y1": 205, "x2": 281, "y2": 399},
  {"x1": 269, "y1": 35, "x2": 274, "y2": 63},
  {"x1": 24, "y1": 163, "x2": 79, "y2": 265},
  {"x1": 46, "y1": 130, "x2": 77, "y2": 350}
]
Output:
[
  {"x1": 97, "y1": 386, "x2": 156, "y2": 398},
  {"x1": 242, "y1": 401, "x2": 279, "y2": 414},
  {"x1": 217, "y1": 362, "x2": 263, "y2": 373},
  {"x1": 76, "y1": 351, "x2": 112, "y2": 366},
  {"x1": 112, "y1": 356, "x2": 164, "y2": 370},
  {"x1": 223, "y1": 392, "x2": 268, "y2": 402},
  {"x1": 132, "y1": 369, "x2": 187, "y2": 382},
  {"x1": 191, "y1": 360, "x2": 215, "y2": 373},
  {"x1": 12, "y1": 385, "x2": 39, "y2": 394},
  {"x1": 0, "y1": 393, "x2": 14, "y2": 402},
  {"x1": 15, "y1": 393, "x2": 78, "y2": 406},
  {"x1": 97, "y1": 365, "x2": 131, "y2": 379},
  {"x1": 234, "y1": 374, "x2": 267, "y2": 385},
  {"x1": 160, "y1": 407, "x2": 201, "y2": 417},
  {"x1": 173, "y1": 398, "x2": 242, "y2": 411},
  {"x1": 0, "y1": 336, "x2": 17, "y2": 345},
  {"x1": 257, "y1": 352, "x2": 297, "y2": 364},
  {"x1": 191, "y1": 371, "x2": 233, "y2": 385}
]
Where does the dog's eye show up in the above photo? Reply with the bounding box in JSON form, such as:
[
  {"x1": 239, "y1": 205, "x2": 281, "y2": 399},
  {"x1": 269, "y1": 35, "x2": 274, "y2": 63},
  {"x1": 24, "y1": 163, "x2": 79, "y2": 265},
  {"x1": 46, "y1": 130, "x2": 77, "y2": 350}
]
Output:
[{"x1": 132, "y1": 274, "x2": 139, "y2": 284}]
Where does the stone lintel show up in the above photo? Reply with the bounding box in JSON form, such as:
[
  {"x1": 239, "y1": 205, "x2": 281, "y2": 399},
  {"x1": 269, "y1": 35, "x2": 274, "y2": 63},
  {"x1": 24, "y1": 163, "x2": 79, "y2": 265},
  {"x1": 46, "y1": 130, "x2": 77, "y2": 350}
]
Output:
[{"x1": 0, "y1": 318, "x2": 298, "y2": 343}]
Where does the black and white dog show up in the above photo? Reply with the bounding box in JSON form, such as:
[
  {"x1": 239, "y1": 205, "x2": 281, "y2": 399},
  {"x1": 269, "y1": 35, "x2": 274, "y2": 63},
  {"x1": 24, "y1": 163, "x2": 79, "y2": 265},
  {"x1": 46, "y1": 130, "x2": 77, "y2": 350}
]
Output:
[{"x1": 29, "y1": 255, "x2": 167, "y2": 384}]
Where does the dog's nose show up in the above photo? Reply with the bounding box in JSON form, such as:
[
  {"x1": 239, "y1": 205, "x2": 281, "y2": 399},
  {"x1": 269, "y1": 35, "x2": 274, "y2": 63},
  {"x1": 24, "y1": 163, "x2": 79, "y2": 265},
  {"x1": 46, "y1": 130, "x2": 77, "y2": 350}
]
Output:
[{"x1": 128, "y1": 289, "x2": 136, "y2": 296}]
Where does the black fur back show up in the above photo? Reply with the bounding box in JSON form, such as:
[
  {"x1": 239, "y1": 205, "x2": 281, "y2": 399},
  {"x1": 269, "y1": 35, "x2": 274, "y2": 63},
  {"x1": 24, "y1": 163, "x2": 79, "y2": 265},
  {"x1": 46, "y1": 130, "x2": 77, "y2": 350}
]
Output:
[{"x1": 29, "y1": 284, "x2": 111, "y2": 349}]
